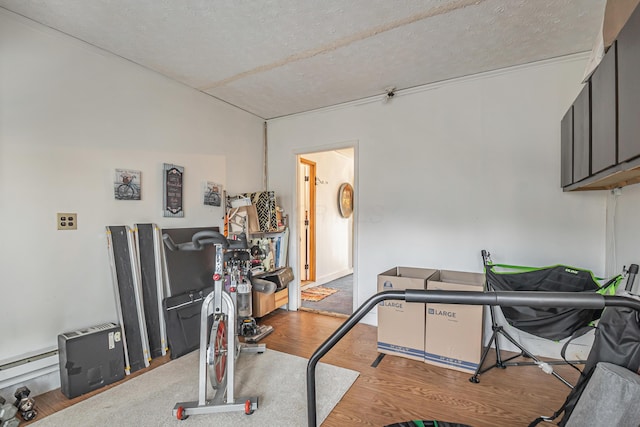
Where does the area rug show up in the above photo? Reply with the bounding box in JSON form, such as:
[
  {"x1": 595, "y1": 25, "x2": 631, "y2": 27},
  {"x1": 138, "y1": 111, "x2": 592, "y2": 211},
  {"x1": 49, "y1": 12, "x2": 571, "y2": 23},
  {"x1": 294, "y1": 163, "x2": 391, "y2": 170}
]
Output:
[
  {"x1": 31, "y1": 349, "x2": 358, "y2": 426},
  {"x1": 301, "y1": 286, "x2": 338, "y2": 302}
]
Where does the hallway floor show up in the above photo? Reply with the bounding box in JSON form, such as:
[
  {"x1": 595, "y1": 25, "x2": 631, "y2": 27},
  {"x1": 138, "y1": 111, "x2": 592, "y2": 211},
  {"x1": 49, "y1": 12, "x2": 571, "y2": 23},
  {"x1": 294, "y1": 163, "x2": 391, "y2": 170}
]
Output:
[{"x1": 301, "y1": 274, "x2": 353, "y2": 315}]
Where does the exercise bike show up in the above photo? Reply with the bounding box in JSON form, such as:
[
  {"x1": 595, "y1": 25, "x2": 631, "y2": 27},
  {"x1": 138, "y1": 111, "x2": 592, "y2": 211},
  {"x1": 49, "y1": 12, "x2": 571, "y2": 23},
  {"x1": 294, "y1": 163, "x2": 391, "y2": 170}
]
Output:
[{"x1": 162, "y1": 231, "x2": 266, "y2": 420}]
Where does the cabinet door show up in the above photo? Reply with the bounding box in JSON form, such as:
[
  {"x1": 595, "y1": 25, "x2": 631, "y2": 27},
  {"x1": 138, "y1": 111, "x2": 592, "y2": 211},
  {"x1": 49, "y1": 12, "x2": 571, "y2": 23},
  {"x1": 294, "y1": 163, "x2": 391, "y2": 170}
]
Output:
[
  {"x1": 573, "y1": 83, "x2": 591, "y2": 182},
  {"x1": 591, "y1": 43, "x2": 617, "y2": 174},
  {"x1": 617, "y1": 4, "x2": 640, "y2": 163},
  {"x1": 561, "y1": 106, "x2": 573, "y2": 187}
]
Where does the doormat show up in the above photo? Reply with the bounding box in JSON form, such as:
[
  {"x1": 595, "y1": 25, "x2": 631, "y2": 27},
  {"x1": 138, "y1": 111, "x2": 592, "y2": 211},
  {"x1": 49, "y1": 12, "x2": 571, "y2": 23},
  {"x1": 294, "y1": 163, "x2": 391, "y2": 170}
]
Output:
[{"x1": 301, "y1": 286, "x2": 338, "y2": 302}]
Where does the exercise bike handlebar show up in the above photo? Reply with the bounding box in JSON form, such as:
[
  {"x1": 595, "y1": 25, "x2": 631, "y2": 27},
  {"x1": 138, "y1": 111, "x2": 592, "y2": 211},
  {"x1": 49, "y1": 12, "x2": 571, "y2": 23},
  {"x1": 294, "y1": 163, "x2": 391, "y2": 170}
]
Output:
[
  {"x1": 191, "y1": 231, "x2": 230, "y2": 249},
  {"x1": 162, "y1": 231, "x2": 248, "y2": 251},
  {"x1": 306, "y1": 290, "x2": 640, "y2": 427}
]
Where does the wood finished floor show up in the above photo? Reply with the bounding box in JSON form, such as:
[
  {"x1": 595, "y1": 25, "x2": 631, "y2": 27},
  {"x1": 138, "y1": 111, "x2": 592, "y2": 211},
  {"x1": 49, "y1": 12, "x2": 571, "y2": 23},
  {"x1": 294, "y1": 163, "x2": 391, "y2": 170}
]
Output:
[{"x1": 25, "y1": 309, "x2": 578, "y2": 426}]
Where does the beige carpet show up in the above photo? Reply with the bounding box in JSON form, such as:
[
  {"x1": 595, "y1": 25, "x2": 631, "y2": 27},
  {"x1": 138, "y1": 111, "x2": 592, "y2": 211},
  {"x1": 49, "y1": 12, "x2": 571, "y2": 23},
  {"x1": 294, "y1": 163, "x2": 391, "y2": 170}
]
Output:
[{"x1": 32, "y1": 349, "x2": 359, "y2": 426}]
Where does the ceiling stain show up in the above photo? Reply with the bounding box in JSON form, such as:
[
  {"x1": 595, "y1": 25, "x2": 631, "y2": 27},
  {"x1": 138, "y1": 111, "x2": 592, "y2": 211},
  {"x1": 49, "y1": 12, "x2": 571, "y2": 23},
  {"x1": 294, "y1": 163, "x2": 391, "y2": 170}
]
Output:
[{"x1": 199, "y1": 0, "x2": 486, "y2": 91}]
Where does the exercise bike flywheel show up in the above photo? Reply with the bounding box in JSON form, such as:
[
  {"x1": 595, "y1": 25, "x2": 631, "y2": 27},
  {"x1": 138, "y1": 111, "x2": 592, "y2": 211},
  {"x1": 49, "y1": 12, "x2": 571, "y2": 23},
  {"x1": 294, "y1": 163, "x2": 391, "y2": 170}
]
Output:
[{"x1": 206, "y1": 315, "x2": 228, "y2": 389}]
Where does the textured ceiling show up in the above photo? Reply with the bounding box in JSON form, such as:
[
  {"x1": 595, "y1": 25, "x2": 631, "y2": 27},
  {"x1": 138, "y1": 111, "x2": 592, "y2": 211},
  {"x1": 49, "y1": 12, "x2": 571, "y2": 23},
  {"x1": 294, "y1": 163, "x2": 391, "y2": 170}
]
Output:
[{"x1": 0, "y1": 0, "x2": 605, "y2": 119}]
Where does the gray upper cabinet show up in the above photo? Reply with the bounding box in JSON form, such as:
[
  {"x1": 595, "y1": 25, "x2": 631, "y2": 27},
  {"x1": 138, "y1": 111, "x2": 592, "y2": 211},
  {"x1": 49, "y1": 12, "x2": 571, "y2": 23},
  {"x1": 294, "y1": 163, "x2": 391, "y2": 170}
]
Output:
[
  {"x1": 590, "y1": 42, "x2": 617, "y2": 174},
  {"x1": 562, "y1": 3, "x2": 640, "y2": 191},
  {"x1": 573, "y1": 83, "x2": 591, "y2": 183},
  {"x1": 561, "y1": 106, "x2": 573, "y2": 187},
  {"x1": 617, "y1": 5, "x2": 640, "y2": 163}
]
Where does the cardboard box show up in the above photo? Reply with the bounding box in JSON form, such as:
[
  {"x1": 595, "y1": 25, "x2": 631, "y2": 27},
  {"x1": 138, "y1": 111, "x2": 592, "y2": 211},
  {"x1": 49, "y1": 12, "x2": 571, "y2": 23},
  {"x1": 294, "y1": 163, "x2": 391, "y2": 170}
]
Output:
[
  {"x1": 603, "y1": 0, "x2": 640, "y2": 48},
  {"x1": 424, "y1": 270, "x2": 485, "y2": 373},
  {"x1": 228, "y1": 205, "x2": 260, "y2": 234},
  {"x1": 377, "y1": 267, "x2": 438, "y2": 361}
]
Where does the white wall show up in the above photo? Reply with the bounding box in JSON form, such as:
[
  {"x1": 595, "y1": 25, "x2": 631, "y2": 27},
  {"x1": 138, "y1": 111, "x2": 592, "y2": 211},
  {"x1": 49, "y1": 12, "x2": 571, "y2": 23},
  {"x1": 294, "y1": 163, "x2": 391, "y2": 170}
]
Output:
[
  {"x1": 611, "y1": 185, "x2": 640, "y2": 288},
  {"x1": 300, "y1": 150, "x2": 354, "y2": 284},
  {"x1": 268, "y1": 55, "x2": 607, "y2": 325},
  {"x1": 0, "y1": 10, "x2": 265, "y2": 366}
]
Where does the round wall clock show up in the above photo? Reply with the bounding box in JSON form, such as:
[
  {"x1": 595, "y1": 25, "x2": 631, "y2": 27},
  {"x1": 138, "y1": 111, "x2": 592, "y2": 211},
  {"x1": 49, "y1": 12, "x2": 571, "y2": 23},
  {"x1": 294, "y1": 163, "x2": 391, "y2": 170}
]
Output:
[{"x1": 338, "y1": 183, "x2": 354, "y2": 218}]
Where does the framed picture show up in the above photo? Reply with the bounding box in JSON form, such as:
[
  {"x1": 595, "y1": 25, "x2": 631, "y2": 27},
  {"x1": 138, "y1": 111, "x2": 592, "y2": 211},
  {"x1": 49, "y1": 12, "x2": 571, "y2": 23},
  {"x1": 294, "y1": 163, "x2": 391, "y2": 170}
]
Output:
[
  {"x1": 163, "y1": 163, "x2": 184, "y2": 217},
  {"x1": 338, "y1": 183, "x2": 353, "y2": 218},
  {"x1": 204, "y1": 181, "x2": 222, "y2": 207},
  {"x1": 114, "y1": 169, "x2": 141, "y2": 200}
]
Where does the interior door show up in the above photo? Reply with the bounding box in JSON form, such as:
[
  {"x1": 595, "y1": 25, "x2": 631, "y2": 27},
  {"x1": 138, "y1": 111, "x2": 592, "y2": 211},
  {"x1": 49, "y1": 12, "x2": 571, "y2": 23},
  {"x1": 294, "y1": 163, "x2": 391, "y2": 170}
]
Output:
[{"x1": 299, "y1": 158, "x2": 316, "y2": 283}]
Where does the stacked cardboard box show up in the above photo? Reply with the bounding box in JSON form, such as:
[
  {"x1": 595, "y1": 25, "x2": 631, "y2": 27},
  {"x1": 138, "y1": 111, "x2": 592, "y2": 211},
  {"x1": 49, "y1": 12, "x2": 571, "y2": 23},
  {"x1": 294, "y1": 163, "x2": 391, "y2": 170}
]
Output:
[
  {"x1": 424, "y1": 270, "x2": 485, "y2": 373},
  {"x1": 377, "y1": 267, "x2": 485, "y2": 373},
  {"x1": 377, "y1": 267, "x2": 438, "y2": 361}
]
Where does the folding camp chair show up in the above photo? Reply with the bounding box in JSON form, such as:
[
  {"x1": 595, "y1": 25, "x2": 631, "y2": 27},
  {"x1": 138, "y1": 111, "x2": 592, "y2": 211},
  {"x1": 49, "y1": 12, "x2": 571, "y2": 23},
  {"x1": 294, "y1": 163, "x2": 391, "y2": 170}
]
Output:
[{"x1": 469, "y1": 250, "x2": 622, "y2": 388}]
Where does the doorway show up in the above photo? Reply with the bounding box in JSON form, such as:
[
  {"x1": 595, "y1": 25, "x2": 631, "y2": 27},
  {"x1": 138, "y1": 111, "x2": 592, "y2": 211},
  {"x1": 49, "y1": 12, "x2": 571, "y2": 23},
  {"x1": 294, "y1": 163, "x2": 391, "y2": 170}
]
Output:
[
  {"x1": 297, "y1": 148, "x2": 355, "y2": 316},
  {"x1": 299, "y1": 158, "x2": 316, "y2": 284}
]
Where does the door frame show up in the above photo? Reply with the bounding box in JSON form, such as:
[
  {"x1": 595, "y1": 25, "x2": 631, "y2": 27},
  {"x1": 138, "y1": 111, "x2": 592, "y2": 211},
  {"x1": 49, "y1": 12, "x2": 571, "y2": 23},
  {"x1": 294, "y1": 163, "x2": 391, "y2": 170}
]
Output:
[
  {"x1": 291, "y1": 141, "x2": 358, "y2": 312},
  {"x1": 299, "y1": 157, "x2": 316, "y2": 283}
]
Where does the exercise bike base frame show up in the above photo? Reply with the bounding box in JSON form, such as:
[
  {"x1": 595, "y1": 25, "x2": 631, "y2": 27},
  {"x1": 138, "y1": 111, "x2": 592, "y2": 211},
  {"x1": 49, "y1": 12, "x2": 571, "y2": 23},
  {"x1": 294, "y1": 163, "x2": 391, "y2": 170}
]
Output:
[
  {"x1": 306, "y1": 290, "x2": 640, "y2": 427},
  {"x1": 172, "y1": 289, "x2": 265, "y2": 418},
  {"x1": 173, "y1": 397, "x2": 258, "y2": 417}
]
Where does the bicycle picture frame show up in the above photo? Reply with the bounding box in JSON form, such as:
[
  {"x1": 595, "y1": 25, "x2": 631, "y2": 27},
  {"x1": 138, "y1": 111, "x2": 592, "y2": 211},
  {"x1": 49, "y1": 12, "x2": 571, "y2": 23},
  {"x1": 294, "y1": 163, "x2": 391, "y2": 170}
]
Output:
[
  {"x1": 114, "y1": 168, "x2": 142, "y2": 201},
  {"x1": 204, "y1": 181, "x2": 222, "y2": 207}
]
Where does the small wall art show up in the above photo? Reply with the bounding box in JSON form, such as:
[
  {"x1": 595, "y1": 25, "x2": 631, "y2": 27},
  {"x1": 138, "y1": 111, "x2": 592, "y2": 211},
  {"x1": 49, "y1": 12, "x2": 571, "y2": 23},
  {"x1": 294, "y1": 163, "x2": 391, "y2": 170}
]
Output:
[
  {"x1": 163, "y1": 163, "x2": 184, "y2": 217},
  {"x1": 338, "y1": 182, "x2": 354, "y2": 218},
  {"x1": 114, "y1": 169, "x2": 141, "y2": 200},
  {"x1": 204, "y1": 181, "x2": 222, "y2": 207}
]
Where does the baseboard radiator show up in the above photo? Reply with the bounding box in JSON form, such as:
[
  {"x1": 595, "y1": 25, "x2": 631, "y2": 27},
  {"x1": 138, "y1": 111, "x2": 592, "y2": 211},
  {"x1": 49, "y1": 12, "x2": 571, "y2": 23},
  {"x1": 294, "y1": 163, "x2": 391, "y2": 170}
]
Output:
[{"x1": 0, "y1": 348, "x2": 60, "y2": 395}]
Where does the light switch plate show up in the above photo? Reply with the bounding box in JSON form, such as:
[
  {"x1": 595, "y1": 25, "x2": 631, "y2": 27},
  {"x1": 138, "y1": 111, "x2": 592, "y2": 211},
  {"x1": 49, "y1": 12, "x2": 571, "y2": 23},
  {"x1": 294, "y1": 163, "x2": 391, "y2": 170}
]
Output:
[{"x1": 57, "y1": 213, "x2": 77, "y2": 230}]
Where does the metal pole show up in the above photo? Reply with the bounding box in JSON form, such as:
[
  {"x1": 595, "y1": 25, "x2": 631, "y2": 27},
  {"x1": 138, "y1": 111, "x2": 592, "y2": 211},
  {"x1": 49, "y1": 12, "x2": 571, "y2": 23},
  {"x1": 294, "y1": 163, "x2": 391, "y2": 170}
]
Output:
[
  {"x1": 306, "y1": 290, "x2": 404, "y2": 427},
  {"x1": 198, "y1": 291, "x2": 215, "y2": 405},
  {"x1": 306, "y1": 290, "x2": 640, "y2": 427},
  {"x1": 223, "y1": 292, "x2": 236, "y2": 404}
]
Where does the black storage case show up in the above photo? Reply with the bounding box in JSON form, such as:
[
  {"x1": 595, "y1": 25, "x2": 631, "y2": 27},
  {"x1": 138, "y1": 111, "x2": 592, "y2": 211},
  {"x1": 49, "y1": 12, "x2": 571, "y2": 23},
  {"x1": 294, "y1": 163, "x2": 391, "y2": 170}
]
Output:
[
  {"x1": 163, "y1": 287, "x2": 213, "y2": 359},
  {"x1": 58, "y1": 323, "x2": 125, "y2": 398},
  {"x1": 253, "y1": 267, "x2": 293, "y2": 290}
]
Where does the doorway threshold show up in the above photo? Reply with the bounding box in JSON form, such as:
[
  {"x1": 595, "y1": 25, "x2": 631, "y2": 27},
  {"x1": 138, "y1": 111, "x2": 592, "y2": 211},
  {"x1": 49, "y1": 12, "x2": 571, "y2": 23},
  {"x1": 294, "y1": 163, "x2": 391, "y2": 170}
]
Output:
[{"x1": 299, "y1": 307, "x2": 349, "y2": 318}]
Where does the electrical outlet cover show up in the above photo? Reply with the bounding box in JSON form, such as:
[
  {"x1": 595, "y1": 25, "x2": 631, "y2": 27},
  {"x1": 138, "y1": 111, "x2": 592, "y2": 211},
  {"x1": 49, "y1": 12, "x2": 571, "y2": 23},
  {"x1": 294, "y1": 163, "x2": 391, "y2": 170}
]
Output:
[{"x1": 57, "y1": 213, "x2": 77, "y2": 230}]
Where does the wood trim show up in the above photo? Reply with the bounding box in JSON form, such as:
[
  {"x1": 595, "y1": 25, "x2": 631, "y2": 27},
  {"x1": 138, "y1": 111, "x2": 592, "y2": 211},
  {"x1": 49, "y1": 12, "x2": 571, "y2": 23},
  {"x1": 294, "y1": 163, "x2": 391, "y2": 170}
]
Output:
[
  {"x1": 300, "y1": 158, "x2": 316, "y2": 282},
  {"x1": 565, "y1": 154, "x2": 640, "y2": 191}
]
